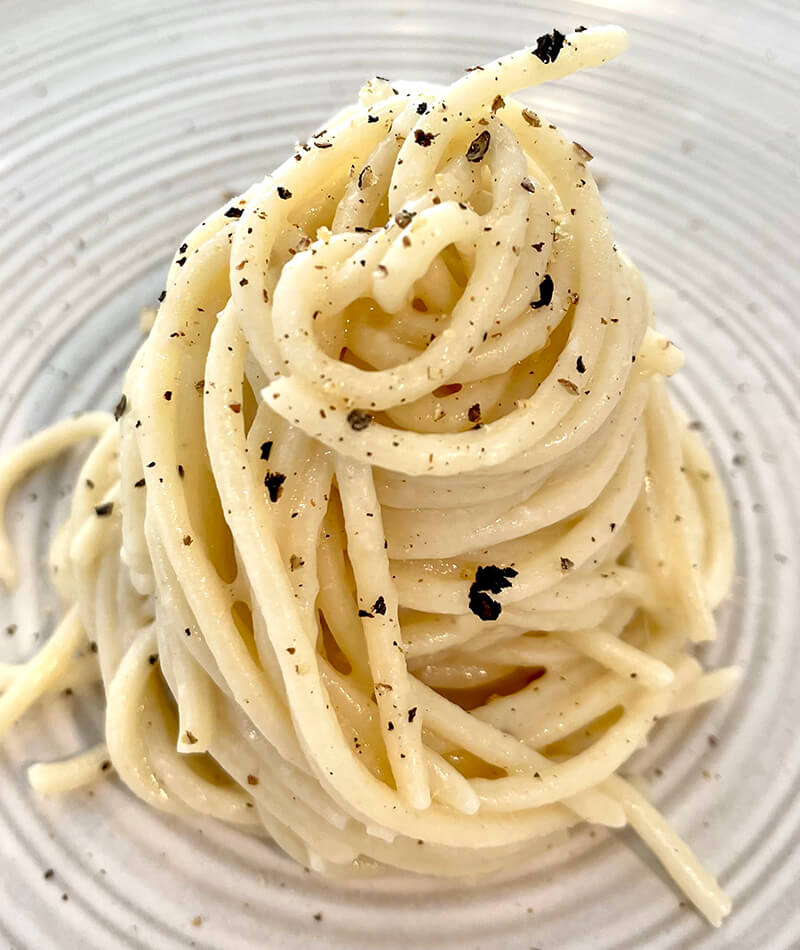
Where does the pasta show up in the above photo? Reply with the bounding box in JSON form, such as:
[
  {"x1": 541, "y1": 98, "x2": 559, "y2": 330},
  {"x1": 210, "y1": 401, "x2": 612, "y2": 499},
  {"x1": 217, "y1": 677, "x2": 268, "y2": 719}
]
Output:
[{"x1": 0, "y1": 25, "x2": 736, "y2": 926}]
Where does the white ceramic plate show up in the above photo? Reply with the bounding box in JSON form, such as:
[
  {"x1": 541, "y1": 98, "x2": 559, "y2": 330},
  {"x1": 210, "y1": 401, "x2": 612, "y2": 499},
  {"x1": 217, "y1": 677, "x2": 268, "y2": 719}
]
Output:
[{"x1": 1, "y1": 1, "x2": 798, "y2": 947}]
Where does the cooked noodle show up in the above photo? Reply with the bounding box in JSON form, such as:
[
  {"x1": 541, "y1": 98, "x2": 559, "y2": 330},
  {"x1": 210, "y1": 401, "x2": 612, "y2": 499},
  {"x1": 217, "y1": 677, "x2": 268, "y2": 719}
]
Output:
[{"x1": 0, "y1": 26, "x2": 735, "y2": 926}]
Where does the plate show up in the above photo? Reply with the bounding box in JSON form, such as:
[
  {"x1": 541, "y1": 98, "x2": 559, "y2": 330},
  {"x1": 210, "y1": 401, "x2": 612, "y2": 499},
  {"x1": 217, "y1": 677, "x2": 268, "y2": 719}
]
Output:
[{"x1": 1, "y1": 1, "x2": 798, "y2": 947}]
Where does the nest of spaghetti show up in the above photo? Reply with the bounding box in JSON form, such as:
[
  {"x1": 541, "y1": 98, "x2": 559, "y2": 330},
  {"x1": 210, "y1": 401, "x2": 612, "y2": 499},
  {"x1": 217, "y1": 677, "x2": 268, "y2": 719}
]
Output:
[{"x1": 1, "y1": 26, "x2": 735, "y2": 926}]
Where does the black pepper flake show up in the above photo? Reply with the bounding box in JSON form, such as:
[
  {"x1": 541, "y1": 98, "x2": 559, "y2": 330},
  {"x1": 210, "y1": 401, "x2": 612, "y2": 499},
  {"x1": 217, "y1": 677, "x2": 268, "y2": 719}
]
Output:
[
  {"x1": 148, "y1": 654, "x2": 157, "y2": 665},
  {"x1": 184, "y1": 731, "x2": 198, "y2": 744},
  {"x1": 575, "y1": 25, "x2": 587, "y2": 32},
  {"x1": 560, "y1": 556, "x2": 574, "y2": 571},
  {"x1": 466, "y1": 130, "x2": 491, "y2": 163},
  {"x1": 367, "y1": 114, "x2": 379, "y2": 123},
  {"x1": 177, "y1": 464, "x2": 184, "y2": 478},
  {"x1": 260, "y1": 441, "x2": 273, "y2": 461},
  {"x1": 394, "y1": 209, "x2": 415, "y2": 229},
  {"x1": 158, "y1": 290, "x2": 167, "y2": 303},
  {"x1": 100, "y1": 761, "x2": 111, "y2": 772},
  {"x1": 533, "y1": 29, "x2": 566, "y2": 64},
  {"x1": 43, "y1": 869, "x2": 54, "y2": 880},
  {"x1": 176, "y1": 256, "x2": 187, "y2": 268},
  {"x1": 85, "y1": 479, "x2": 95, "y2": 489},
  {"x1": 358, "y1": 609, "x2": 373, "y2": 618},
  {"x1": 239, "y1": 277, "x2": 248, "y2": 286},
  {"x1": 414, "y1": 129, "x2": 437, "y2": 147},
  {"x1": 277, "y1": 186, "x2": 292, "y2": 200},
  {"x1": 358, "y1": 165, "x2": 375, "y2": 189},
  {"x1": 247, "y1": 774, "x2": 259, "y2": 785},
  {"x1": 387, "y1": 722, "x2": 395, "y2": 731},
  {"x1": 94, "y1": 502, "x2": 114, "y2": 517},
  {"x1": 573, "y1": 141, "x2": 594, "y2": 162},
  {"x1": 6, "y1": 624, "x2": 17, "y2": 636},
  {"x1": 224, "y1": 206, "x2": 244, "y2": 218},
  {"x1": 610, "y1": 522, "x2": 616, "y2": 532},
  {"x1": 347, "y1": 408, "x2": 373, "y2": 431},
  {"x1": 558, "y1": 377, "x2": 579, "y2": 395},
  {"x1": 416, "y1": 102, "x2": 428, "y2": 115},
  {"x1": 313, "y1": 912, "x2": 323, "y2": 922},
  {"x1": 264, "y1": 471, "x2": 287, "y2": 502},
  {"x1": 576, "y1": 355, "x2": 586, "y2": 373},
  {"x1": 134, "y1": 478, "x2": 145, "y2": 488},
  {"x1": 532, "y1": 241, "x2": 544, "y2": 252},
  {"x1": 407, "y1": 706, "x2": 418, "y2": 723},
  {"x1": 520, "y1": 177, "x2": 536, "y2": 194},
  {"x1": 530, "y1": 274, "x2": 554, "y2": 309},
  {"x1": 89, "y1": 641, "x2": 98, "y2": 653},
  {"x1": 372, "y1": 595, "x2": 387, "y2": 615},
  {"x1": 179, "y1": 243, "x2": 188, "y2": 254},
  {"x1": 313, "y1": 140, "x2": 333, "y2": 148},
  {"x1": 467, "y1": 564, "x2": 518, "y2": 621},
  {"x1": 113, "y1": 394, "x2": 127, "y2": 420},
  {"x1": 164, "y1": 390, "x2": 172, "y2": 401},
  {"x1": 474, "y1": 564, "x2": 518, "y2": 594},
  {"x1": 468, "y1": 589, "x2": 502, "y2": 621},
  {"x1": 468, "y1": 403, "x2": 481, "y2": 423}
]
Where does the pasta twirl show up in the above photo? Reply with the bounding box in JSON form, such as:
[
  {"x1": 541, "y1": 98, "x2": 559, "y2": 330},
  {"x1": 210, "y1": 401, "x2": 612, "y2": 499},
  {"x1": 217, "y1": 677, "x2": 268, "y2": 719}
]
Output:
[{"x1": 0, "y1": 26, "x2": 735, "y2": 926}]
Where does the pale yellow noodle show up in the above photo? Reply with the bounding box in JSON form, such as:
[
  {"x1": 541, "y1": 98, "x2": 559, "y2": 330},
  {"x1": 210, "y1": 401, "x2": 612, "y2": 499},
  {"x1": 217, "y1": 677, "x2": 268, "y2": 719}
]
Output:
[{"x1": 0, "y1": 26, "x2": 736, "y2": 926}]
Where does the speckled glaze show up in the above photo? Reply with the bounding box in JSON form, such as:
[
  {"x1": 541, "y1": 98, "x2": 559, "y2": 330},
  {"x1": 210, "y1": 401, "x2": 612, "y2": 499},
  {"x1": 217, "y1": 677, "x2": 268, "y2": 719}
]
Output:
[{"x1": 0, "y1": 2, "x2": 798, "y2": 948}]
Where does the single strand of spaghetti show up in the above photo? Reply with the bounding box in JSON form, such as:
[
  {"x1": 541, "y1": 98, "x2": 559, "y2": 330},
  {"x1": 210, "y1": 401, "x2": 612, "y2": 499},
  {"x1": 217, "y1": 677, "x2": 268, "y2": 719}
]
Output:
[
  {"x1": 604, "y1": 774, "x2": 731, "y2": 926},
  {"x1": 0, "y1": 652, "x2": 99, "y2": 692},
  {"x1": 0, "y1": 413, "x2": 113, "y2": 585},
  {"x1": 145, "y1": 712, "x2": 258, "y2": 824},
  {"x1": 335, "y1": 456, "x2": 430, "y2": 810},
  {"x1": 0, "y1": 606, "x2": 85, "y2": 738},
  {"x1": 374, "y1": 456, "x2": 557, "y2": 509},
  {"x1": 160, "y1": 628, "x2": 217, "y2": 754},
  {"x1": 389, "y1": 28, "x2": 630, "y2": 212},
  {"x1": 645, "y1": 382, "x2": 717, "y2": 641},
  {"x1": 556, "y1": 628, "x2": 675, "y2": 688},
  {"x1": 668, "y1": 667, "x2": 740, "y2": 714},
  {"x1": 424, "y1": 749, "x2": 481, "y2": 815},
  {"x1": 681, "y1": 426, "x2": 735, "y2": 608},
  {"x1": 104, "y1": 625, "x2": 182, "y2": 813},
  {"x1": 48, "y1": 422, "x2": 120, "y2": 598},
  {"x1": 27, "y1": 742, "x2": 111, "y2": 795}
]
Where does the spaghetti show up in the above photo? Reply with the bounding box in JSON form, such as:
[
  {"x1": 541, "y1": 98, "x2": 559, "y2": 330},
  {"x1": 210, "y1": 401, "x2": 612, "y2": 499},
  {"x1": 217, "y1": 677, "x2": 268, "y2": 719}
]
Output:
[{"x1": 0, "y1": 26, "x2": 736, "y2": 926}]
